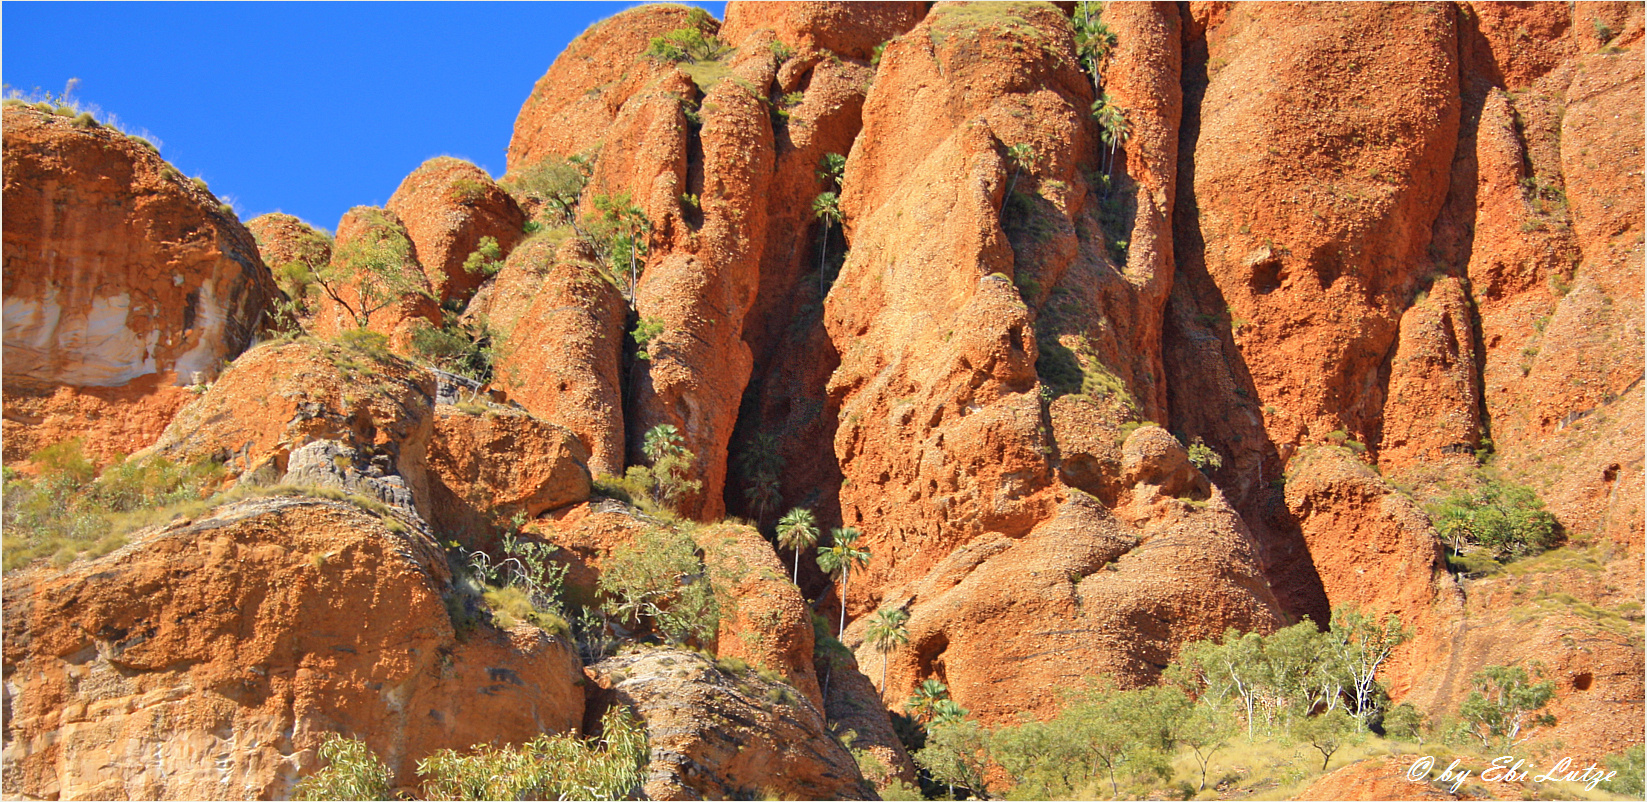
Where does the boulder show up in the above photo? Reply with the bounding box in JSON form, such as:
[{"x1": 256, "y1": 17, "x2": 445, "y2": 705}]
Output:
[
  {"x1": 385, "y1": 157, "x2": 526, "y2": 306},
  {"x1": 0, "y1": 495, "x2": 584, "y2": 800},
  {"x1": 1, "y1": 105, "x2": 277, "y2": 463},
  {"x1": 585, "y1": 648, "x2": 872, "y2": 801}
]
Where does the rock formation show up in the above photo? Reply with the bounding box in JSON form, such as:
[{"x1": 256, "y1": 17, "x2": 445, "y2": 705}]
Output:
[
  {"x1": 1, "y1": 105, "x2": 277, "y2": 463},
  {"x1": 2, "y1": 1, "x2": 1643, "y2": 798},
  {"x1": 1, "y1": 495, "x2": 583, "y2": 799},
  {"x1": 385, "y1": 157, "x2": 527, "y2": 307}
]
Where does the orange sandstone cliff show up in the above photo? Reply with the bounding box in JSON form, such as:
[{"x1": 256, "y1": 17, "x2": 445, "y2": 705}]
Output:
[{"x1": 1, "y1": 2, "x2": 1642, "y2": 799}]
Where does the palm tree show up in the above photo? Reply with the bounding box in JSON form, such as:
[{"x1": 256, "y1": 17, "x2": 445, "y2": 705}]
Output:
[
  {"x1": 642, "y1": 423, "x2": 684, "y2": 464},
  {"x1": 1092, "y1": 94, "x2": 1131, "y2": 193},
  {"x1": 1073, "y1": 1, "x2": 1117, "y2": 96},
  {"x1": 907, "y1": 678, "x2": 951, "y2": 723},
  {"x1": 930, "y1": 698, "x2": 968, "y2": 727},
  {"x1": 865, "y1": 607, "x2": 910, "y2": 693},
  {"x1": 812, "y1": 191, "x2": 842, "y2": 295},
  {"x1": 1004, "y1": 142, "x2": 1036, "y2": 201},
  {"x1": 776, "y1": 508, "x2": 820, "y2": 585},
  {"x1": 815, "y1": 526, "x2": 870, "y2": 639}
]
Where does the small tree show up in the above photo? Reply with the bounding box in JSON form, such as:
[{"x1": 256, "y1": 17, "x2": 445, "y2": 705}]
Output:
[
  {"x1": 1004, "y1": 142, "x2": 1036, "y2": 200},
  {"x1": 1092, "y1": 94, "x2": 1132, "y2": 193},
  {"x1": 588, "y1": 193, "x2": 652, "y2": 304},
  {"x1": 1072, "y1": 1, "x2": 1118, "y2": 96},
  {"x1": 916, "y1": 719, "x2": 991, "y2": 800},
  {"x1": 1329, "y1": 605, "x2": 1409, "y2": 726},
  {"x1": 813, "y1": 153, "x2": 847, "y2": 295},
  {"x1": 1176, "y1": 702, "x2": 1237, "y2": 793},
  {"x1": 812, "y1": 191, "x2": 842, "y2": 295},
  {"x1": 816, "y1": 526, "x2": 870, "y2": 639},
  {"x1": 631, "y1": 423, "x2": 700, "y2": 509},
  {"x1": 865, "y1": 607, "x2": 910, "y2": 692},
  {"x1": 1459, "y1": 664, "x2": 1557, "y2": 748},
  {"x1": 775, "y1": 507, "x2": 820, "y2": 584},
  {"x1": 907, "y1": 678, "x2": 951, "y2": 724},
  {"x1": 737, "y1": 432, "x2": 785, "y2": 526},
  {"x1": 1426, "y1": 478, "x2": 1560, "y2": 562},
  {"x1": 1295, "y1": 708, "x2": 1359, "y2": 771},
  {"x1": 598, "y1": 525, "x2": 718, "y2": 646},
  {"x1": 1383, "y1": 703, "x2": 1427, "y2": 747},
  {"x1": 316, "y1": 209, "x2": 431, "y2": 330}
]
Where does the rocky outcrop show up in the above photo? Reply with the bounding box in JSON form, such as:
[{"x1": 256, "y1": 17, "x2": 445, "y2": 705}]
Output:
[
  {"x1": 426, "y1": 405, "x2": 593, "y2": 548},
  {"x1": 1170, "y1": 2, "x2": 1461, "y2": 467},
  {"x1": 1, "y1": 495, "x2": 584, "y2": 800},
  {"x1": 1281, "y1": 447, "x2": 1466, "y2": 698},
  {"x1": 309, "y1": 206, "x2": 440, "y2": 350},
  {"x1": 1401, "y1": 549, "x2": 1645, "y2": 758},
  {"x1": 246, "y1": 213, "x2": 331, "y2": 277},
  {"x1": 506, "y1": 5, "x2": 705, "y2": 173},
  {"x1": 532, "y1": 502, "x2": 825, "y2": 712},
  {"x1": 145, "y1": 339, "x2": 437, "y2": 521},
  {"x1": 846, "y1": 426, "x2": 1284, "y2": 725},
  {"x1": 466, "y1": 236, "x2": 628, "y2": 477},
  {"x1": 721, "y1": 0, "x2": 924, "y2": 530},
  {"x1": 1293, "y1": 756, "x2": 1467, "y2": 801},
  {"x1": 385, "y1": 157, "x2": 526, "y2": 306},
  {"x1": 585, "y1": 648, "x2": 872, "y2": 801},
  {"x1": 1, "y1": 105, "x2": 276, "y2": 462}
]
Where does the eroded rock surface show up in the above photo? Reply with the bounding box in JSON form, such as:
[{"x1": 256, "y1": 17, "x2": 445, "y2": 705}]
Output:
[
  {"x1": 1, "y1": 496, "x2": 583, "y2": 800},
  {"x1": 2, "y1": 105, "x2": 276, "y2": 462},
  {"x1": 586, "y1": 648, "x2": 872, "y2": 801}
]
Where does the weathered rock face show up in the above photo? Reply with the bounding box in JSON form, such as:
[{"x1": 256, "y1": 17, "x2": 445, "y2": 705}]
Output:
[
  {"x1": 246, "y1": 213, "x2": 331, "y2": 277},
  {"x1": 1280, "y1": 447, "x2": 1466, "y2": 698},
  {"x1": 1454, "y1": 15, "x2": 1646, "y2": 551},
  {"x1": 1, "y1": 105, "x2": 277, "y2": 462},
  {"x1": 1400, "y1": 551, "x2": 1645, "y2": 758},
  {"x1": 426, "y1": 405, "x2": 593, "y2": 548},
  {"x1": 506, "y1": 5, "x2": 703, "y2": 173},
  {"x1": 1171, "y1": 1, "x2": 1462, "y2": 466},
  {"x1": 816, "y1": 4, "x2": 1287, "y2": 726},
  {"x1": 847, "y1": 427, "x2": 1284, "y2": 726},
  {"x1": 466, "y1": 236, "x2": 628, "y2": 477},
  {"x1": 1162, "y1": 3, "x2": 1642, "y2": 723},
  {"x1": 145, "y1": 340, "x2": 438, "y2": 521},
  {"x1": 309, "y1": 206, "x2": 440, "y2": 350},
  {"x1": 721, "y1": 0, "x2": 925, "y2": 531},
  {"x1": 585, "y1": 648, "x2": 872, "y2": 801},
  {"x1": 1, "y1": 496, "x2": 584, "y2": 800},
  {"x1": 385, "y1": 157, "x2": 526, "y2": 306}
]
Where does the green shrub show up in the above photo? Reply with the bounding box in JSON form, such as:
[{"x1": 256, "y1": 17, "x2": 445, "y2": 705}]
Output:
[
  {"x1": 335, "y1": 327, "x2": 393, "y2": 361},
  {"x1": 410, "y1": 315, "x2": 496, "y2": 384},
  {"x1": 3, "y1": 441, "x2": 224, "y2": 571},
  {"x1": 1602, "y1": 745, "x2": 1644, "y2": 797},
  {"x1": 1425, "y1": 477, "x2": 1560, "y2": 562},
  {"x1": 645, "y1": 26, "x2": 728, "y2": 63},
  {"x1": 1187, "y1": 438, "x2": 1223, "y2": 471},
  {"x1": 446, "y1": 177, "x2": 487, "y2": 205},
  {"x1": 460, "y1": 236, "x2": 504, "y2": 277},
  {"x1": 292, "y1": 733, "x2": 394, "y2": 801},
  {"x1": 70, "y1": 111, "x2": 97, "y2": 128},
  {"x1": 417, "y1": 706, "x2": 647, "y2": 800},
  {"x1": 598, "y1": 524, "x2": 718, "y2": 646},
  {"x1": 1458, "y1": 664, "x2": 1556, "y2": 749}
]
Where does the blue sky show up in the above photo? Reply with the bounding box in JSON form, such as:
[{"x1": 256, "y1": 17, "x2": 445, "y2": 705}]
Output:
[{"x1": 3, "y1": 1, "x2": 725, "y2": 231}]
